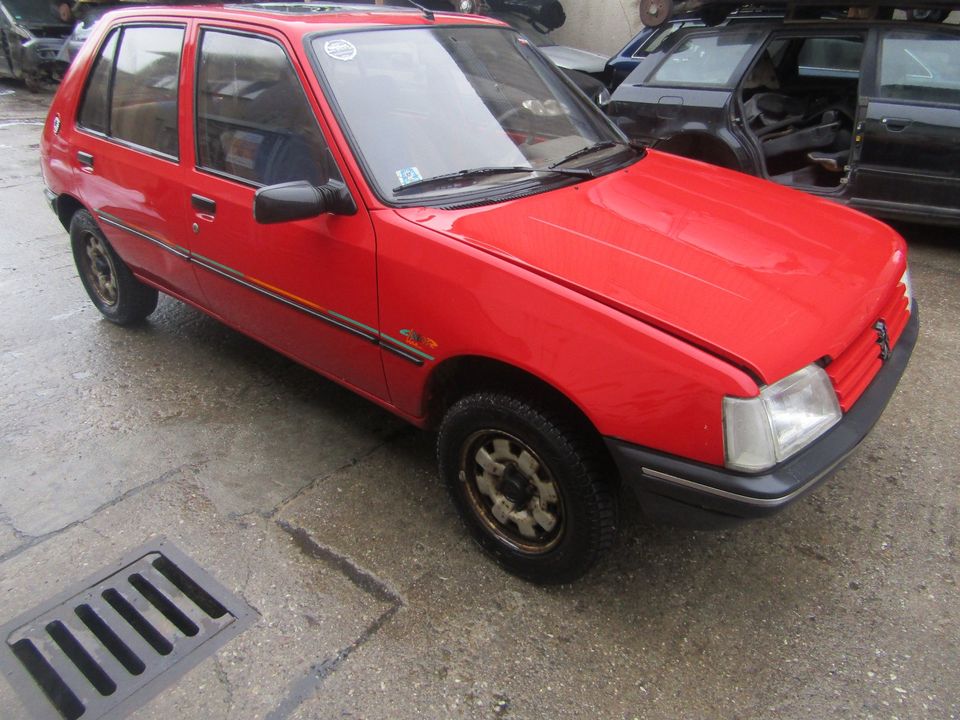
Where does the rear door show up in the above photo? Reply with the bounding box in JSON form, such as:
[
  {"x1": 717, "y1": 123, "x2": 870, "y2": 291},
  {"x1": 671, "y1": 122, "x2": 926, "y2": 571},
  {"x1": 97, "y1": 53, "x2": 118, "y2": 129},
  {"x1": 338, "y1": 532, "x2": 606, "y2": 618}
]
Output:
[
  {"x1": 70, "y1": 20, "x2": 204, "y2": 303},
  {"x1": 851, "y1": 28, "x2": 960, "y2": 220}
]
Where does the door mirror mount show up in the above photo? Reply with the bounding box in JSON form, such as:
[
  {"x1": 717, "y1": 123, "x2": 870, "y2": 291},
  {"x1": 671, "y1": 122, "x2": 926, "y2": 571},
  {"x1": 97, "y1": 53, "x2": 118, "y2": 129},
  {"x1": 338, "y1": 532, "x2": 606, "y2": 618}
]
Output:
[{"x1": 253, "y1": 180, "x2": 356, "y2": 224}]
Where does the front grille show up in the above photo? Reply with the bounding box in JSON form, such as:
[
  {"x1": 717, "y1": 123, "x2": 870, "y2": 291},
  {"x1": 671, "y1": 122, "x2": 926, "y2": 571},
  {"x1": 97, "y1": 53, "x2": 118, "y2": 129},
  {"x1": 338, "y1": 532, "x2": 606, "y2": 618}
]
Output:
[
  {"x1": 1, "y1": 542, "x2": 254, "y2": 720},
  {"x1": 826, "y1": 282, "x2": 910, "y2": 411}
]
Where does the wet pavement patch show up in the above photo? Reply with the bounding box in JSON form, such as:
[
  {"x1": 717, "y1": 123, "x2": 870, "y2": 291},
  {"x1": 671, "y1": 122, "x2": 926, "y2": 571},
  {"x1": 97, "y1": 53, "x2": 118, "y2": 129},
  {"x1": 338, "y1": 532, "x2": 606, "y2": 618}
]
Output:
[{"x1": 0, "y1": 540, "x2": 254, "y2": 719}]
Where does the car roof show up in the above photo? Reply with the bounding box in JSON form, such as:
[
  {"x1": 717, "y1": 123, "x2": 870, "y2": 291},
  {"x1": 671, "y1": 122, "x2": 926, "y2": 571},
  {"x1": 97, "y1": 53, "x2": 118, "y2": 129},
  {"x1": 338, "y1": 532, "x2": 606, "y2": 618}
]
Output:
[{"x1": 87, "y1": 1, "x2": 506, "y2": 34}]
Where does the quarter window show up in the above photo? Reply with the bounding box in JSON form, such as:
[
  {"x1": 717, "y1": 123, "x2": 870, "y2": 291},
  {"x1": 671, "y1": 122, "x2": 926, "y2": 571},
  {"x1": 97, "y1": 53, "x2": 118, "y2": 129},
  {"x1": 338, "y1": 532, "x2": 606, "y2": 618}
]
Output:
[
  {"x1": 195, "y1": 30, "x2": 340, "y2": 187},
  {"x1": 651, "y1": 32, "x2": 761, "y2": 87},
  {"x1": 77, "y1": 25, "x2": 185, "y2": 158}
]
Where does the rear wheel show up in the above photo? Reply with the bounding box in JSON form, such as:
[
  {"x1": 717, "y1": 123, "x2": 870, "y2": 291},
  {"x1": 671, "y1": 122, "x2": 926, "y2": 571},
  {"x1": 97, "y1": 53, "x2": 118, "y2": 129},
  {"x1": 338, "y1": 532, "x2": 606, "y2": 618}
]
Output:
[
  {"x1": 438, "y1": 393, "x2": 616, "y2": 584},
  {"x1": 70, "y1": 210, "x2": 158, "y2": 325}
]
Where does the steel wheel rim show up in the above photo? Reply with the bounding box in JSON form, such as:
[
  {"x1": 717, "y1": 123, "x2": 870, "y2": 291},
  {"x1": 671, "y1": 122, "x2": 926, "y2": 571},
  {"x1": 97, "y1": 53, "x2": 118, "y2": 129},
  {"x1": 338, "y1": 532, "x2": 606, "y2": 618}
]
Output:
[
  {"x1": 458, "y1": 429, "x2": 564, "y2": 554},
  {"x1": 80, "y1": 232, "x2": 118, "y2": 307}
]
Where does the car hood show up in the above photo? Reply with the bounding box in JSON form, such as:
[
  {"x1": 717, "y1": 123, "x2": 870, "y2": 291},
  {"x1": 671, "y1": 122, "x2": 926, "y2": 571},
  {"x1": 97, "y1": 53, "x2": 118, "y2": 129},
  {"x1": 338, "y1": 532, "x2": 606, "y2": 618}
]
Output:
[
  {"x1": 539, "y1": 45, "x2": 608, "y2": 74},
  {"x1": 394, "y1": 150, "x2": 907, "y2": 385}
]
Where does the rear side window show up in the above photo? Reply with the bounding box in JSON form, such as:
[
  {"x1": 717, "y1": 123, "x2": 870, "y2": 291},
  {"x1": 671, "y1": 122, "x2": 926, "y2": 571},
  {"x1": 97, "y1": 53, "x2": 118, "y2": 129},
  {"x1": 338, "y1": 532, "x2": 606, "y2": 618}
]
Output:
[
  {"x1": 77, "y1": 24, "x2": 185, "y2": 158},
  {"x1": 77, "y1": 29, "x2": 118, "y2": 134},
  {"x1": 797, "y1": 37, "x2": 863, "y2": 79},
  {"x1": 651, "y1": 32, "x2": 761, "y2": 87},
  {"x1": 195, "y1": 29, "x2": 341, "y2": 187},
  {"x1": 879, "y1": 34, "x2": 960, "y2": 104}
]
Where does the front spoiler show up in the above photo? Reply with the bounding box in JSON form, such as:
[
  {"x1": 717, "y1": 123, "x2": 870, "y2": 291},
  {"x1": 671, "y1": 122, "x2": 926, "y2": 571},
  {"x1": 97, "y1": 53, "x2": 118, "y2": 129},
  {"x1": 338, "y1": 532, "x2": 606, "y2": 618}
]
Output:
[{"x1": 606, "y1": 305, "x2": 919, "y2": 527}]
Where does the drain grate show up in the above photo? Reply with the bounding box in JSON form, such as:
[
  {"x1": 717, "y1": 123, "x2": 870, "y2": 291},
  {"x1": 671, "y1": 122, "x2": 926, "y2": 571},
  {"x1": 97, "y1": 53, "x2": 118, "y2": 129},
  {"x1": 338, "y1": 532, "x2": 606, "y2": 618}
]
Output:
[{"x1": 1, "y1": 540, "x2": 255, "y2": 720}]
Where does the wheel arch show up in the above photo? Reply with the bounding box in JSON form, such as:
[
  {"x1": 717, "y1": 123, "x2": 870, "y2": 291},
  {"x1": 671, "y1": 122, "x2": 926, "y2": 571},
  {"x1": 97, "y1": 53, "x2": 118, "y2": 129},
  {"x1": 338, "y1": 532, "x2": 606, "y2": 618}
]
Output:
[
  {"x1": 654, "y1": 131, "x2": 743, "y2": 170},
  {"x1": 422, "y1": 355, "x2": 616, "y2": 473},
  {"x1": 53, "y1": 193, "x2": 86, "y2": 232}
]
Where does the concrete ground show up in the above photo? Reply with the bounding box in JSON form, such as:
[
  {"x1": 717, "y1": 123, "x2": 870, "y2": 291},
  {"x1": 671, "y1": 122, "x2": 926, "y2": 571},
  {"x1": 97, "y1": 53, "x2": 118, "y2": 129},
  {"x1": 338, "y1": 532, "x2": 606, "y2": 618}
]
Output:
[{"x1": 0, "y1": 79, "x2": 957, "y2": 720}]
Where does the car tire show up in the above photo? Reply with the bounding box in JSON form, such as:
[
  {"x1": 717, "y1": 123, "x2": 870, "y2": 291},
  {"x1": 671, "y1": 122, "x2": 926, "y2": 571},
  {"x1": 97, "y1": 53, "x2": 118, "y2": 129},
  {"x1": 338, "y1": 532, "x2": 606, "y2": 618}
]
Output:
[
  {"x1": 437, "y1": 392, "x2": 617, "y2": 584},
  {"x1": 906, "y1": 8, "x2": 947, "y2": 22},
  {"x1": 70, "y1": 210, "x2": 159, "y2": 325}
]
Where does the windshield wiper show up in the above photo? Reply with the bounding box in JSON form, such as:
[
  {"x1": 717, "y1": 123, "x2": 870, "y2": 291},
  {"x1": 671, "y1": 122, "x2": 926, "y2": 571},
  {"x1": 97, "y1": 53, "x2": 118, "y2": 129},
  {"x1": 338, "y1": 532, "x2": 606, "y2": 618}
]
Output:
[
  {"x1": 392, "y1": 165, "x2": 594, "y2": 195},
  {"x1": 548, "y1": 141, "x2": 627, "y2": 170}
]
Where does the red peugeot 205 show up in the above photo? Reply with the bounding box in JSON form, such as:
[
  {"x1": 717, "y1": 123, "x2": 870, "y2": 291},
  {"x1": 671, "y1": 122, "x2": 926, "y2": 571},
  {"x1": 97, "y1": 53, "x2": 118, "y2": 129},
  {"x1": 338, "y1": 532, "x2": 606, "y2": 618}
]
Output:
[{"x1": 40, "y1": 3, "x2": 917, "y2": 582}]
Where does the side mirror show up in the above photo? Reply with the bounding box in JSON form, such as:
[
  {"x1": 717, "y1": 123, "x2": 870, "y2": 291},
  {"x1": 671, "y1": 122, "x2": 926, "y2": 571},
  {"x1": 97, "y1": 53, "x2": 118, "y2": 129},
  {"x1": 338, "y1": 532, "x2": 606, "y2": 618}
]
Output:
[{"x1": 253, "y1": 180, "x2": 356, "y2": 224}]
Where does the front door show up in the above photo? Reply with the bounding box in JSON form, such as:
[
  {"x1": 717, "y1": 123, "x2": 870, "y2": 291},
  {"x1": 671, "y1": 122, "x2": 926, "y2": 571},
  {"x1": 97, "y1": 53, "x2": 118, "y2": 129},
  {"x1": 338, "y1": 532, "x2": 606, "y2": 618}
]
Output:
[
  {"x1": 852, "y1": 29, "x2": 960, "y2": 219},
  {"x1": 183, "y1": 25, "x2": 387, "y2": 398}
]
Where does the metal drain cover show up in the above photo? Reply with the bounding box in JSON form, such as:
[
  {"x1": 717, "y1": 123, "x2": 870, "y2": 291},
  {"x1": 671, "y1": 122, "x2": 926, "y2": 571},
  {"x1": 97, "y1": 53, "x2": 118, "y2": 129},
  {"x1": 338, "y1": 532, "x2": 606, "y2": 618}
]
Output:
[{"x1": 1, "y1": 540, "x2": 255, "y2": 720}]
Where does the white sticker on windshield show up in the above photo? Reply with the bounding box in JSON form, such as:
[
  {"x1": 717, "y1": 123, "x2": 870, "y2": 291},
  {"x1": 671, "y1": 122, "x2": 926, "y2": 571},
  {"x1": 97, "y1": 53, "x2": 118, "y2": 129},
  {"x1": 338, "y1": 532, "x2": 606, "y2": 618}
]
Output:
[
  {"x1": 324, "y1": 39, "x2": 357, "y2": 62},
  {"x1": 395, "y1": 167, "x2": 423, "y2": 186}
]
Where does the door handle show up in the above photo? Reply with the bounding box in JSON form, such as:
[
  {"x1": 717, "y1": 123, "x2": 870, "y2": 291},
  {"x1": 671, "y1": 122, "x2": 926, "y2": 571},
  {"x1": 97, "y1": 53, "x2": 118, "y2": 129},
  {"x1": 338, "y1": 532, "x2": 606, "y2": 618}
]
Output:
[
  {"x1": 881, "y1": 117, "x2": 911, "y2": 132},
  {"x1": 77, "y1": 151, "x2": 94, "y2": 170},
  {"x1": 191, "y1": 194, "x2": 217, "y2": 215}
]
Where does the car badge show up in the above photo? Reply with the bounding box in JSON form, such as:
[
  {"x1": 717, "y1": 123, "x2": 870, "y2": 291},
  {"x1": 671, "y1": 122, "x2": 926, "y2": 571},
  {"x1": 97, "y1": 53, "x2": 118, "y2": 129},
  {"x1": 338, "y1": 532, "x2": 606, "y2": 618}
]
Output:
[
  {"x1": 874, "y1": 319, "x2": 891, "y2": 361},
  {"x1": 52, "y1": 114, "x2": 61, "y2": 135}
]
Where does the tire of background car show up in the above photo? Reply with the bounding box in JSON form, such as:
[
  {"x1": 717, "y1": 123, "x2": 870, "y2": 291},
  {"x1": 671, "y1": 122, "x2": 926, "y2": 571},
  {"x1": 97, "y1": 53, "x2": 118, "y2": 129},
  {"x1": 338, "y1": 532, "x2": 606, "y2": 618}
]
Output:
[
  {"x1": 701, "y1": 3, "x2": 734, "y2": 26},
  {"x1": 638, "y1": 0, "x2": 673, "y2": 28},
  {"x1": 437, "y1": 392, "x2": 617, "y2": 584},
  {"x1": 906, "y1": 8, "x2": 948, "y2": 21},
  {"x1": 70, "y1": 209, "x2": 159, "y2": 324}
]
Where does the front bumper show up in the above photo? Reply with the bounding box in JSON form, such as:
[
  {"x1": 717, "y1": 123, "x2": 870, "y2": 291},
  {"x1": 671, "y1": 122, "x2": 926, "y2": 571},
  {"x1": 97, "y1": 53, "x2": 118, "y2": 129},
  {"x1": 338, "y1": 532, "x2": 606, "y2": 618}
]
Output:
[{"x1": 607, "y1": 305, "x2": 919, "y2": 528}]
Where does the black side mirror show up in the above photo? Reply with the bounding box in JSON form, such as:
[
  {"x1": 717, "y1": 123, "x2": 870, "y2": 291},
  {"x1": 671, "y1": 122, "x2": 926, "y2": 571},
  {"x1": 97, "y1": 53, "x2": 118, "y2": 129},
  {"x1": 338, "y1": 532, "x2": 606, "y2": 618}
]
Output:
[{"x1": 253, "y1": 180, "x2": 356, "y2": 224}]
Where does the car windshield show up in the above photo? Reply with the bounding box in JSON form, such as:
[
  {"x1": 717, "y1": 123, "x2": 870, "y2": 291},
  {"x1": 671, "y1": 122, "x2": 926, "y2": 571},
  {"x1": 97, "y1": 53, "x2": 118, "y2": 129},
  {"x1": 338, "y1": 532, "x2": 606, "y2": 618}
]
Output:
[
  {"x1": 311, "y1": 26, "x2": 633, "y2": 203},
  {"x1": 4, "y1": 0, "x2": 70, "y2": 25}
]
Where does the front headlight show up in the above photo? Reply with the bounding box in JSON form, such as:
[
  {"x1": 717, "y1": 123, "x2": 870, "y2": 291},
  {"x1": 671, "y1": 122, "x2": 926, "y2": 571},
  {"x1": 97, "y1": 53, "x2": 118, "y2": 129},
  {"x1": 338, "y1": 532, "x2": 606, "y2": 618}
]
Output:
[
  {"x1": 900, "y1": 266, "x2": 913, "y2": 310},
  {"x1": 723, "y1": 364, "x2": 841, "y2": 473}
]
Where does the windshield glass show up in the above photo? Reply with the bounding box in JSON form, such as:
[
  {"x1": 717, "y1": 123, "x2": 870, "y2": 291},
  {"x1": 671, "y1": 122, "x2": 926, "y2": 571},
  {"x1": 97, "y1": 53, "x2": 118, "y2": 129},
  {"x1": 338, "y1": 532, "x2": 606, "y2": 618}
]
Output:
[
  {"x1": 4, "y1": 0, "x2": 71, "y2": 25},
  {"x1": 311, "y1": 26, "x2": 632, "y2": 203}
]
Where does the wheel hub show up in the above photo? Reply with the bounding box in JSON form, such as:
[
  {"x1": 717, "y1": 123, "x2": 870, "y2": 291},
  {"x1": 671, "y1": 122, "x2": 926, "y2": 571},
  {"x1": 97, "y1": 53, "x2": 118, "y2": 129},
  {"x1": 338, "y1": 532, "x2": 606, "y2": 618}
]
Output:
[{"x1": 461, "y1": 431, "x2": 562, "y2": 553}]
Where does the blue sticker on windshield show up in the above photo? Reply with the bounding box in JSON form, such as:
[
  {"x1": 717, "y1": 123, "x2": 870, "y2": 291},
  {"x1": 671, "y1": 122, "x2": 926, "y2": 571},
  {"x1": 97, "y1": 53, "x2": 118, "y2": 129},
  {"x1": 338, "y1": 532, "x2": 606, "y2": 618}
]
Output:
[{"x1": 395, "y1": 167, "x2": 423, "y2": 186}]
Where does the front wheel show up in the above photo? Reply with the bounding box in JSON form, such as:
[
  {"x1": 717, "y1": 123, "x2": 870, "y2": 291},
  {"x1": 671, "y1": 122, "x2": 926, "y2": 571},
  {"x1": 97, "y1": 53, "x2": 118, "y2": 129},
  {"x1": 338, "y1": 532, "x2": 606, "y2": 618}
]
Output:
[
  {"x1": 70, "y1": 210, "x2": 159, "y2": 325},
  {"x1": 438, "y1": 393, "x2": 616, "y2": 584}
]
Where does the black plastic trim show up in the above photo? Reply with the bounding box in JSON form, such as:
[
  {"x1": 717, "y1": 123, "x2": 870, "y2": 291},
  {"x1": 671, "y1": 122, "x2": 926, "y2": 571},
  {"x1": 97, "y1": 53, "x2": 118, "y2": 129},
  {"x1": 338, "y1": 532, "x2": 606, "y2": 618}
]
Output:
[
  {"x1": 97, "y1": 212, "x2": 189, "y2": 259},
  {"x1": 607, "y1": 305, "x2": 919, "y2": 523}
]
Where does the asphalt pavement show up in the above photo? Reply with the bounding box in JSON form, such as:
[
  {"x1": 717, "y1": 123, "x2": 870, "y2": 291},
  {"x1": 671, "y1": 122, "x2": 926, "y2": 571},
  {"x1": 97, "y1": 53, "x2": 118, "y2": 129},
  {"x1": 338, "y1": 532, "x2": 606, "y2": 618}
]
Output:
[{"x1": 1, "y1": 79, "x2": 957, "y2": 720}]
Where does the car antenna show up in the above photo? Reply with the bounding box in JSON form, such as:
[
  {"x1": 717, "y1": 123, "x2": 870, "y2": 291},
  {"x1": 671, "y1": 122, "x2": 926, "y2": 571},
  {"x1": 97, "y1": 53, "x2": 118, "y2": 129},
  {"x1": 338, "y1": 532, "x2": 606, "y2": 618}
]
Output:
[{"x1": 404, "y1": 0, "x2": 435, "y2": 20}]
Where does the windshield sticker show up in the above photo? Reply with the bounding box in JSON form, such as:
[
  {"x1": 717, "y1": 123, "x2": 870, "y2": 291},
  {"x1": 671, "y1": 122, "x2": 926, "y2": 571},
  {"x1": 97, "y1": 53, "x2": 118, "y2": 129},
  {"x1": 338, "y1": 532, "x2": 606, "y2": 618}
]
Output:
[
  {"x1": 395, "y1": 166, "x2": 423, "y2": 186},
  {"x1": 324, "y1": 39, "x2": 357, "y2": 62}
]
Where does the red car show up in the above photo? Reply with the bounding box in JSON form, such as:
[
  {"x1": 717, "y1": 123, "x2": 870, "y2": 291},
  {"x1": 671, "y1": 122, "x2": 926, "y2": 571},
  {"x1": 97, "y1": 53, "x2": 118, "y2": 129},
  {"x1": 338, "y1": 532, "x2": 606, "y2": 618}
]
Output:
[{"x1": 40, "y1": 2, "x2": 917, "y2": 583}]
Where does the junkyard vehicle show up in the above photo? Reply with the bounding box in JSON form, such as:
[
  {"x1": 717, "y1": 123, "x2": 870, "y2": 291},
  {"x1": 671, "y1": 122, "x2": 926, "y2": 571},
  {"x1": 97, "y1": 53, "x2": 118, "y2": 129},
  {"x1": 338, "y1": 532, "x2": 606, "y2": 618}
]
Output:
[
  {"x1": 610, "y1": 15, "x2": 960, "y2": 225},
  {"x1": 0, "y1": 0, "x2": 72, "y2": 89},
  {"x1": 605, "y1": 9, "x2": 783, "y2": 89},
  {"x1": 41, "y1": 3, "x2": 917, "y2": 583}
]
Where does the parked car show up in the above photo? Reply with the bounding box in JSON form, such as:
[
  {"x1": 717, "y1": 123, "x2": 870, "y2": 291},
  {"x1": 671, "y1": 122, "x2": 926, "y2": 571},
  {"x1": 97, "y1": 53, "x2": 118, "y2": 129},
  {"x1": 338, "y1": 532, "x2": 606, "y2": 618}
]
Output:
[
  {"x1": 0, "y1": 0, "x2": 72, "y2": 89},
  {"x1": 605, "y1": 9, "x2": 783, "y2": 90},
  {"x1": 415, "y1": 0, "x2": 612, "y2": 105},
  {"x1": 609, "y1": 16, "x2": 960, "y2": 225},
  {"x1": 42, "y1": 3, "x2": 917, "y2": 582}
]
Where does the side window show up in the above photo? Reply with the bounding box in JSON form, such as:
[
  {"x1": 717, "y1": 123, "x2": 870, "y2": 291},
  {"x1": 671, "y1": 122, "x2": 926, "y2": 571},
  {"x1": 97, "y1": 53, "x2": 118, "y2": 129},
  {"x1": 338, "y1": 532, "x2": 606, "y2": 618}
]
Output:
[
  {"x1": 651, "y1": 32, "x2": 761, "y2": 87},
  {"x1": 78, "y1": 29, "x2": 118, "y2": 134},
  {"x1": 76, "y1": 24, "x2": 184, "y2": 158},
  {"x1": 879, "y1": 34, "x2": 960, "y2": 104},
  {"x1": 797, "y1": 37, "x2": 863, "y2": 79},
  {"x1": 196, "y1": 30, "x2": 341, "y2": 187},
  {"x1": 111, "y1": 27, "x2": 184, "y2": 156}
]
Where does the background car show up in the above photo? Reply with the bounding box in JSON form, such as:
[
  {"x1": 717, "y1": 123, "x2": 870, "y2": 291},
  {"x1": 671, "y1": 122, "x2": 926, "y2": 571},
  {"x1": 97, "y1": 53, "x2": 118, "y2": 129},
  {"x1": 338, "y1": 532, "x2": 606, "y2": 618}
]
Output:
[
  {"x1": 0, "y1": 0, "x2": 72, "y2": 90},
  {"x1": 608, "y1": 16, "x2": 960, "y2": 225},
  {"x1": 605, "y1": 8, "x2": 783, "y2": 90}
]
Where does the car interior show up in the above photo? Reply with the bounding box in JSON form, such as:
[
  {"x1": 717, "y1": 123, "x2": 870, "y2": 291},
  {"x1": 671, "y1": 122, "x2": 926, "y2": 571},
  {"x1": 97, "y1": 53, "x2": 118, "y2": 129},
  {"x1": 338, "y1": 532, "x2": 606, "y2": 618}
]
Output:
[{"x1": 739, "y1": 34, "x2": 864, "y2": 189}]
